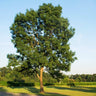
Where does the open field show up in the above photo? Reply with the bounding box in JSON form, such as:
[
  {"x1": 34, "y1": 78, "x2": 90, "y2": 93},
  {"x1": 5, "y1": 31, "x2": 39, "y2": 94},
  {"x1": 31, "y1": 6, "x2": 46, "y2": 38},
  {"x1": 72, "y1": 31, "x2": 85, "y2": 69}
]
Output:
[{"x1": 0, "y1": 85, "x2": 96, "y2": 96}]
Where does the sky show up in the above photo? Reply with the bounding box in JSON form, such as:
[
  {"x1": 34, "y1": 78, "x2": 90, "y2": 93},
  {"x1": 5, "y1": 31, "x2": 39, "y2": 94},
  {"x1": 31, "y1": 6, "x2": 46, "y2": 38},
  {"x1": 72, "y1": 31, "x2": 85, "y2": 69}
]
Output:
[{"x1": 0, "y1": 0, "x2": 96, "y2": 75}]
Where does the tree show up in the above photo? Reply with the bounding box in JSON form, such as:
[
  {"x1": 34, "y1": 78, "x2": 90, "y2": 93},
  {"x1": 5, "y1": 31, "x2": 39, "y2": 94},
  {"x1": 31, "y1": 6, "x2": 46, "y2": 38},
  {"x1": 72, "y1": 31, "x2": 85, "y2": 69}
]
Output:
[
  {"x1": 76, "y1": 76, "x2": 82, "y2": 82},
  {"x1": 9, "y1": 3, "x2": 77, "y2": 93}
]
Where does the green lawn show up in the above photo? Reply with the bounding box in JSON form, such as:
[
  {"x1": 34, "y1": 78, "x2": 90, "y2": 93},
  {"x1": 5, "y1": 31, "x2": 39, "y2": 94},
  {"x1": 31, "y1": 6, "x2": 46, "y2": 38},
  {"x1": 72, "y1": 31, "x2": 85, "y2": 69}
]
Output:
[{"x1": 0, "y1": 85, "x2": 96, "y2": 96}]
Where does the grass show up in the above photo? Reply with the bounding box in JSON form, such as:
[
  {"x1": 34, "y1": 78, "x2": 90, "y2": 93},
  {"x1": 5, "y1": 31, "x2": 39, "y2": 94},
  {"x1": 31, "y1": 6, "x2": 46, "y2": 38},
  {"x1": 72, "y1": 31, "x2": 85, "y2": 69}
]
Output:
[{"x1": 0, "y1": 85, "x2": 96, "y2": 96}]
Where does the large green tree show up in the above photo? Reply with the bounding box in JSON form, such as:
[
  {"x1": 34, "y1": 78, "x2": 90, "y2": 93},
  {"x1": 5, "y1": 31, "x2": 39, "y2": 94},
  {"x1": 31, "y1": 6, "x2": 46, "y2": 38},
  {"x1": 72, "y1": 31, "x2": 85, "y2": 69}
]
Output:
[{"x1": 8, "y1": 3, "x2": 76, "y2": 93}]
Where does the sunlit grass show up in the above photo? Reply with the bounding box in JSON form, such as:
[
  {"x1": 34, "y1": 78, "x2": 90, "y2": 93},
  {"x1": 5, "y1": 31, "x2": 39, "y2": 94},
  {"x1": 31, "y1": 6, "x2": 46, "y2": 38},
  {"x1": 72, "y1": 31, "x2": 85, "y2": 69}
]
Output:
[
  {"x1": 44, "y1": 85, "x2": 96, "y2": 96},
  {"x1": 0, "y1": 86, "x2": 35, "y2": 94},
  {"x1": 0, "y1": 85, "x2": 96, "y2": 96}
]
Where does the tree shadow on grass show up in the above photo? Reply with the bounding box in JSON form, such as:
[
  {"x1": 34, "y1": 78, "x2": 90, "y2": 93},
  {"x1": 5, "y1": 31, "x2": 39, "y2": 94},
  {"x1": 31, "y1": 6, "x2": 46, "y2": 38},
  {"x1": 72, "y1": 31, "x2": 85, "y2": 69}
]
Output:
[
  {"x1": 45, "y1": 92, "x2": 69, "y2": 96},
  {"x1": 0, "y1": 87, "x2": 15, "y2": 96},
  {"x1": 49, "y1": 86, "x2": 96, "y2": 94},
  {"x1": 26, "y1": 87, "x2": 69, "y2": 96},
  {"x1": 0, "y1": 87, "x2": 7, "y2": 92},
  {"x1": 0, "y1": 86, "x2": 69, "y2": 96},
  {"x1": 25, "y1": 87, "x2": 40, "y2": 95},
  {"x1": 16, "y1": 93, "x2": 39, "y2": 96},
  {"x1": 0, "y1": 87, "x2": 14, "y2": 96},
  {"x1": 0, "y1": 87, "x2": 39, "y2": 96},
  {"x1": 25, "y1": 87, "x2": 46, "y2": 96}
]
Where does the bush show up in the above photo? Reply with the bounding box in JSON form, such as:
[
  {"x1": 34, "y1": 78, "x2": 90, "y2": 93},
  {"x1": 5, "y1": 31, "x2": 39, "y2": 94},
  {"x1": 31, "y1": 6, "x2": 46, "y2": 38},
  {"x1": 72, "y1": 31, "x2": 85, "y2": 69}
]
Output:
[
  {"x1": 67, "y1": 82, "x2": 75, "y2": 87},
  {"x1": 44, "y1": 83, "x2": 55, "y2": 86},
  {"x1": 14, "y1": 79, "x2": 25, "y2": 83},
  {"x1": 7, "y1": 81, "x2": 35, "y2": 87}
]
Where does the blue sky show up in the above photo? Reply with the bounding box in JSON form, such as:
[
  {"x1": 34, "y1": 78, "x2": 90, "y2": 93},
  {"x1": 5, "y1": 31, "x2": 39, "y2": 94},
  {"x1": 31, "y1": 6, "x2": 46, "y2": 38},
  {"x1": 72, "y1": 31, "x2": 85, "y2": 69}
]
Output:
[{"x1": 0, "y1": 0, "x2": 96, "y2": 74}]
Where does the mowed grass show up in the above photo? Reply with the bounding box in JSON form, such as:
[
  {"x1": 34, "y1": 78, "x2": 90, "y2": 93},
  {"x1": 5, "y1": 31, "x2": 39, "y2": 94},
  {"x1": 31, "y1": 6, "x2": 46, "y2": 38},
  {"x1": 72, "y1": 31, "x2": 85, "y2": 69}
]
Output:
[{"x1": 0, "y1": 85, "x2": 96, "y2": 96}]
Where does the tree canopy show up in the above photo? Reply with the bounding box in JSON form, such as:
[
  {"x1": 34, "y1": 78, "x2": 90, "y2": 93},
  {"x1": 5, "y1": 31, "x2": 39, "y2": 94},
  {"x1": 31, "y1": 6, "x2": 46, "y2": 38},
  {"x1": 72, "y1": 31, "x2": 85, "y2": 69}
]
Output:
[{"x1": 8, "y1": 3, "x2": 77, "y2": 92}]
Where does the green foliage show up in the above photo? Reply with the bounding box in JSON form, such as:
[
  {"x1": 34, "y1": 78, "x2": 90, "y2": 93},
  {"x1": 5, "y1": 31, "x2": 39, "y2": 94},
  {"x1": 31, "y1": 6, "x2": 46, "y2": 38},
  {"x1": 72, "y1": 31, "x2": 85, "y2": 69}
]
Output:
[
  {"x1": 62, "y1": 77, "x2": 69, "y2": 84},
  {"x1": 70, "y1": 74, "x2": 96, "y2": 82},
  {"x1": 0, "y1": 81, "x2": 7, "y2": 86},
  {"x1": 44, "y1": 83, "x2": 55, "y2": 86},
  {"x1": 9, "y1": 3, "x2": 76, "y2": 77},
  {"x1": 0, "y1": 67, "x2": 9, "y2": 77},
  {"x1": 13, "y1": 79, "x2": 25, "y2": 83},
  {"x1": 76, "y1": 76, "x2": 82, "y2": 82},
  {"x1": 67, "y1": 79, "x2": 75, "y2": 87},
  {"x1": 43, "y1": 72, "x2": 57, "y2": 84},
  {"x1": 67, "y1": 82, "x2": 75, "y2": 87}
]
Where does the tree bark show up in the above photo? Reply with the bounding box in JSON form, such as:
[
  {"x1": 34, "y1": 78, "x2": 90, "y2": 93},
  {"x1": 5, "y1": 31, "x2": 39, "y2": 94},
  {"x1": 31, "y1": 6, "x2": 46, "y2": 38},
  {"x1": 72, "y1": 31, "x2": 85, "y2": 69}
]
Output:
[
  {"x1": 37, "y1": 67, "x2": 44, "y2": 93},
  {"x1": 40, "y1": 67, "x2": 44, "y2": 93}
]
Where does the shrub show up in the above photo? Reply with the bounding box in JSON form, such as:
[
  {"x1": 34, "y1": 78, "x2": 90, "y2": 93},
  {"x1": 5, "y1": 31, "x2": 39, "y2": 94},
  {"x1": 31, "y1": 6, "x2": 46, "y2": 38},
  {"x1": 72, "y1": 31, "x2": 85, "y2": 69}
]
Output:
[
  {"x1": 67, "y1": 82, "x2": 75, "y2": 87},
  {"x1": 44, "y1": 83, "x2": 55, "y2": 86},
  {"x1": 7, "y1": 81, "x2": 35, "y2": 87},
  {"x1": 14, "y1": 79, "x2": 25, "y2": 83}
]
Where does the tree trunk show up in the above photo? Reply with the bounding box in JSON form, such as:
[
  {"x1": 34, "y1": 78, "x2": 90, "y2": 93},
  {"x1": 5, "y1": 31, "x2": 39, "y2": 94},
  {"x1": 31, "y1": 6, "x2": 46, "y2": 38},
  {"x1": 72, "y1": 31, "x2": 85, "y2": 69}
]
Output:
[
  {"x1": 40, "y1": 67, "x2": 44, "y2": 93},
  {"x1": 37, "y1": 67, "x2": 44, "y2": 93}
]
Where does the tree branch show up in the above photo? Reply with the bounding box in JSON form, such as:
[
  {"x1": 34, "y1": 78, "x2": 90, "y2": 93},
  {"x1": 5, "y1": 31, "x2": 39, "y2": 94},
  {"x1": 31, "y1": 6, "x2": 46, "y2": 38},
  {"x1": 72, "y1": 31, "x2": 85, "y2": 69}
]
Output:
[{"x1": 37, "y1": 73, "x2": 40, "y2": 80}]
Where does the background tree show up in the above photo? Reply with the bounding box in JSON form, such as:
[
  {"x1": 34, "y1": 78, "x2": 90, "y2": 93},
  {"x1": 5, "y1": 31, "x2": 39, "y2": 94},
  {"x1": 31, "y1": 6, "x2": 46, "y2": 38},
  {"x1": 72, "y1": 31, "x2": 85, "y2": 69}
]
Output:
[
  {"x1": 76, "y1": 76, "x2": 82, "y2": 82},
  {"x1": 9, "y1": 3, "x2": 77, "y2": 93},
  {"x1": 0, "y1": 67, "x2": 7, "y2": 77}
]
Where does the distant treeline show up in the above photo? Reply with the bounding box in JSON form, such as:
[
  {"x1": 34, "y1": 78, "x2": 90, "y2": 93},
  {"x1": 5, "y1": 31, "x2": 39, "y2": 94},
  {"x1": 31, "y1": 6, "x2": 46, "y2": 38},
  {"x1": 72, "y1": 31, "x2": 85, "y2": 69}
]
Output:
[{"x1": 69, "y1": 74, "x2": 96, "y2": 82}]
